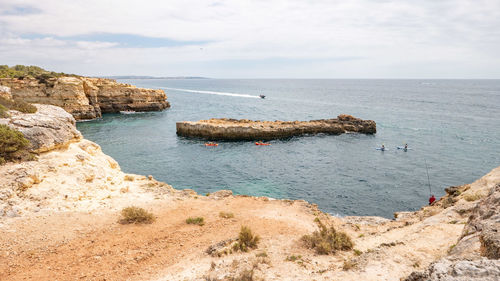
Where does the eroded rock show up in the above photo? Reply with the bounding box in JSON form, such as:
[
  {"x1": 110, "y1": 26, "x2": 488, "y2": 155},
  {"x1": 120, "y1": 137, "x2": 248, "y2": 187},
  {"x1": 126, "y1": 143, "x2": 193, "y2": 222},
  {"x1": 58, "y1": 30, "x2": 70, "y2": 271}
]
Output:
[
  {"x1": 0, "y1": 77, "x2": 170, "y2": 120},
  {"x1": 404, "y1": 258, "x2": 500, "y2": 281},
  {"x1": 0, "y1": 85, "x2": 11, "y2": 100},
  {"x1": 176, "y1": 115, "x2": 376, "y2": 140},
  {"x1": 0, "y1": 104, "x2": 82, "y2": 152}
]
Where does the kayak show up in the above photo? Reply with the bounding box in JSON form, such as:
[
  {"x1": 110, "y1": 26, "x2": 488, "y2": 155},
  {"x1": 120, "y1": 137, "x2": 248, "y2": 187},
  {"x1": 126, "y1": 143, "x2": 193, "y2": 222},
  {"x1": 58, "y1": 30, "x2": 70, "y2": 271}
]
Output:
[
  {"x1": 375, "y1": 148, "x2": 388, "y2": 151},
  {"x1": 255, "y1": 142, "x2": 271, "y2": 146},
  {"x1": 205, "y1": 143, "x2": 219, "y2": 147},
  {"x1": 397, "y1": 146, "x2": 412, "y2": 150}
]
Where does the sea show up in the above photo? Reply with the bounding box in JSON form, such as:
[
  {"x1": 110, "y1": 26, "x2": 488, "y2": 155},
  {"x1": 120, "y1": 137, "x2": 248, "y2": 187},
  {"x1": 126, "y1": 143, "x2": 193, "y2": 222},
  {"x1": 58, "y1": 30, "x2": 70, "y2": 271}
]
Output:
[{"x1": 76, "y1": 79, "x2": 500, "y2": 218}]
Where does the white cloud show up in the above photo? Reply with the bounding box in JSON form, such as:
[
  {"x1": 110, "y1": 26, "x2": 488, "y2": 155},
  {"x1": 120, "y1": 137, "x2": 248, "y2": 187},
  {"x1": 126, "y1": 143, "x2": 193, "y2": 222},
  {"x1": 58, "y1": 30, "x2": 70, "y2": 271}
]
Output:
[{"x1": 0, "y1": 0, "x2": 499, "y2": 78}]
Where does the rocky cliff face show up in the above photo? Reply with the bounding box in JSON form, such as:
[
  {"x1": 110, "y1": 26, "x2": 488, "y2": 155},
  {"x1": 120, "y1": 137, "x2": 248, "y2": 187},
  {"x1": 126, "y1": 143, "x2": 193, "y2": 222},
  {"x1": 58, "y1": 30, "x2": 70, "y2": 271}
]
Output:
[
  {"x1": 0, "y1": 104, "x2": 81, "y2": 153},
  {"x1": 0, "y1": 77, "x2": 170, "y2": 120},
  {"x1": 176, "y1": 114, "x2": 376, "y2": 140},
  {"x1": 404, "y1": 169, "x2": 500, "y2": 281}
]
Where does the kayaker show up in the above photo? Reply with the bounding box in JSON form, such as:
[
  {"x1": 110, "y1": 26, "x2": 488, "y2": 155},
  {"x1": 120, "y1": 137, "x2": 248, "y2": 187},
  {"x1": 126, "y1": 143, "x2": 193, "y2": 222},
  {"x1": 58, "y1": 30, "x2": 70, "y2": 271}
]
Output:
[
  {"x1": 381, "y1": 144, "x2": 385, "y2": 151},
  {"x1": 404, "y1": 143, "x2": 408, "y2": 149},
  {"x1": 429, "y1": 194, "x2": 436, "y2": 205}
]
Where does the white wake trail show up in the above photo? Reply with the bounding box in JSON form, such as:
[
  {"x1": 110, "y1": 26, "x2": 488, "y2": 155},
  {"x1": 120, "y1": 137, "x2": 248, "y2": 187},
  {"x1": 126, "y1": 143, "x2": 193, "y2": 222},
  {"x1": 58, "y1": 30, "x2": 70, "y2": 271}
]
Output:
[{"x1": 161, "y1": 87, "x2": 260, "y2": 99}]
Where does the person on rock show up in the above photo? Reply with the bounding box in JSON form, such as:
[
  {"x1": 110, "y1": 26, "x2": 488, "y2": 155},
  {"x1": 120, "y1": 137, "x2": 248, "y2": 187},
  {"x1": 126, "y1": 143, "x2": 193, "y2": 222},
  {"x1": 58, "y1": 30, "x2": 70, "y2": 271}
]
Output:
[{"x1": 429, "y1": 194, "x2": 436, "y2": 205}]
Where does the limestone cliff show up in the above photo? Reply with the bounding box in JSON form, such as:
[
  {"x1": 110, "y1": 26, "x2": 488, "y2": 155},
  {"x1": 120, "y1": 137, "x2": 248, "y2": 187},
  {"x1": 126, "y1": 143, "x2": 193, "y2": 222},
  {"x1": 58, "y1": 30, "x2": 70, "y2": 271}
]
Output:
[
  {"x1": 404, "y1": 169, "x2": 500, "y2": 281},
  {"x1": 0, "y1": 104, "x2": 81, "y2": 153},
  {"x1": 176, "y1": 114, "x2": 376, "y2": 141},
  {"x1": 0, "y1": 77, "x2": 170, "y2": 120}
]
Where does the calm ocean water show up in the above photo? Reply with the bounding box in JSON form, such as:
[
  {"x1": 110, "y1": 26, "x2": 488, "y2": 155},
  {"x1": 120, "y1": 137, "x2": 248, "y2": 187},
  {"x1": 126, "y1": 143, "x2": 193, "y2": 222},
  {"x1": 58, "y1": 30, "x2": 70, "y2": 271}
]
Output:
[{"x1": 77, "y1": 79, "x2": 500, "y2": 218}]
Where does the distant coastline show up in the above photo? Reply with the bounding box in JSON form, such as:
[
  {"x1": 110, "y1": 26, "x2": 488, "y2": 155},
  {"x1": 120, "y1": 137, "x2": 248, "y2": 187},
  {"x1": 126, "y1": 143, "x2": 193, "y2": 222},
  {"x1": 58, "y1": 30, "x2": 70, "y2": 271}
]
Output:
[{"x1": 102, "y1": 75, "x2": 210, "y2": 80}]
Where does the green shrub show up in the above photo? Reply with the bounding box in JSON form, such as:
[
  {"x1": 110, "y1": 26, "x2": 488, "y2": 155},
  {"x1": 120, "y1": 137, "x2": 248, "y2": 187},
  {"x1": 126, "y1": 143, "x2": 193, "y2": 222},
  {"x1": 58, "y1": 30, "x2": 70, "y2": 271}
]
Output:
[
  {"x1": 0, "y1": 104, "x2": 9, "y2": 118},
  {"x1": 0, "y1": 97, "x2": 37, "y2": 113},
  {"x1": 186, "y1": 217, "x2": 205, "y2": 226},
  {"x1": 233, "y1": 226, "x2": 260, "y2": 252},
  {"x1": 0, "y1": 64, "x2": 77, "y2": 79},
  {"x1": 0, "y1": 124, "x2": 34, "y2": 164},
  {"x1": 119, "y1": 206, "x2": 155, "y2": 224},
  {"x1": 301, "y1": 218, "x2": 353, "y2": 255}
]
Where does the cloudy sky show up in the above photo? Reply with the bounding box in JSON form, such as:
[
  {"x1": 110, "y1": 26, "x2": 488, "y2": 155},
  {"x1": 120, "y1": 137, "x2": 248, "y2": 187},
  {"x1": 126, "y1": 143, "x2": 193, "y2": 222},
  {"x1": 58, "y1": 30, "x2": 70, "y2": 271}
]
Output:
[{"x1": 1, "y1": 0, "x2": 499, "y2": 78}]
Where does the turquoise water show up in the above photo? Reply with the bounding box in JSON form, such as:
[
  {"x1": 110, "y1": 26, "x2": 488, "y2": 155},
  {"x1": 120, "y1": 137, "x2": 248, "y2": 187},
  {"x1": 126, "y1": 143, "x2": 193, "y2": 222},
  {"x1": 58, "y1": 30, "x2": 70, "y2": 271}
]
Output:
[{"x1": 77, "y1": 79, "x2": 500, "y2": 218}]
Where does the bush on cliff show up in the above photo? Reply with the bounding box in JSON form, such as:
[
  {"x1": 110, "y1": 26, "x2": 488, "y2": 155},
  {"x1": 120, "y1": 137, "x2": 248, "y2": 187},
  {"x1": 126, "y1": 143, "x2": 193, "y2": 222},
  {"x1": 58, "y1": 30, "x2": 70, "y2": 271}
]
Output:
[
  {"x1": 232, "y1": 226, "x2": 260, "y2": 252},
  {"x1": 301, "y1": 218, "x2": 353, "y2": 255},
  {"x1": 119, "y1": 206, "x2": 155, "y2": 224},
  {"x1": 0, "y1": 104, "x2": 9, "y2": 118},
  {"x1": 0, "y1": 65, "x2": 77, "y2": 80},
  {"x1": 0, "y1": 124, "x2": 35, "y2": 164},
  {"x1": 0, "y1": 97, "x2": 37, "y2": 114}
]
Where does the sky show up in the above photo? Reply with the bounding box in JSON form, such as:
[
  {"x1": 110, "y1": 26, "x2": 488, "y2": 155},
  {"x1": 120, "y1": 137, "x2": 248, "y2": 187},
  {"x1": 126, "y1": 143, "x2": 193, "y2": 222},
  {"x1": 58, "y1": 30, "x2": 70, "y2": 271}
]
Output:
[{"x1": 0, "y1": 0, "x2": 499, "y2": 78}]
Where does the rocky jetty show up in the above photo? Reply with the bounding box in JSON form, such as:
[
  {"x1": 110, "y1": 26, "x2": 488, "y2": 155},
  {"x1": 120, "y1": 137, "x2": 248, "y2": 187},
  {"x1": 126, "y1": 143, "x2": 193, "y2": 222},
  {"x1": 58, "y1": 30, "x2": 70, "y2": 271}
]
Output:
[
  {"x1": 0, "y1": 77, "x2": 170, "y2": 120},
  {"x1": 176, "y1": 114, "x2": 376, "y2": 140}
]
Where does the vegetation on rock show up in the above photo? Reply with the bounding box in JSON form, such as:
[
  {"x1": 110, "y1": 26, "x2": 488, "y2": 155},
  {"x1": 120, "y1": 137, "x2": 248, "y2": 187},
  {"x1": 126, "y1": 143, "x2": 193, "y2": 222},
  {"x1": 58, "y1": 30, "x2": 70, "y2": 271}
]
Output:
[
  {"x1": 0, "y1": 65, "x2": 77, "y2": 80},
  {"x1": 301, "y1": 218, "x2": 353, "y2": 255},
  {"x1": 119, "y1": 206, "x2": 155, "y2": 224},
  {"x1": 186, "y1": 217, "x2": 205, "y2": 226},
  {"x1": 0, "y1": 104, "x2": 9, "y2": 118},
  {"x1": 219, "y1": 211, "x2": 235, "y2": 219},
  {"x1": 232, "y1": 226, "x2": 260, "y2": 252},
  {"x1": 0, "y1": 124, "x2": 35, "y2": 165},
  {"x1": 0, "y1": 96, "x2": 37, "y2": 114}
]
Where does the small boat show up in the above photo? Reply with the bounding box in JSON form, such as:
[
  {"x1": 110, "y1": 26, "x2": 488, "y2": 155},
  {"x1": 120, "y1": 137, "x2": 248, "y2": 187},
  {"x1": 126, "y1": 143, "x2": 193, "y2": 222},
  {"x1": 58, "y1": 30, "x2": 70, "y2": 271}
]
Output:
[
  {"x1": 255, "y1": 142, "x2": 270, "y2": 146},
  {"x1": 205, "y1": 143, "x2": 219, "y2": 147},
  {"x1": 120, "y1": 110, "x2": 136, "y2": 114},
  {"x1": 259, "y1": 95, "x2": 266, "y2": 99}
]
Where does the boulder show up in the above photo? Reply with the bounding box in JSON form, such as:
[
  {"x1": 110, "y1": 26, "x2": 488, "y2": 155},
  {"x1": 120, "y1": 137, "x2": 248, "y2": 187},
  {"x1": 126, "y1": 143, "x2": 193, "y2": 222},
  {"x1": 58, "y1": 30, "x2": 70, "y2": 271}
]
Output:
[
  {"x1": 0, "y1": 104, "x2": 82, "y2": 152},
  {"x1": 404, "y1": 258, "x2": 500, "y2": 281},
  {"x1": 0, "y1": 85, "x2": 11, "y2": 100}
]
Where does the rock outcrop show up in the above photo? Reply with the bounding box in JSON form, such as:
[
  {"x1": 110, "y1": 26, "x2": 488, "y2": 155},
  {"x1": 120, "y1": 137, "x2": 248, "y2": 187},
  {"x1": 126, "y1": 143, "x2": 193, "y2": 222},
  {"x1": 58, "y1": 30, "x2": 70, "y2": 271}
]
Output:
[
  {"x1": 0, "y1": 85, "x2": 11, "y2": 100},
  {"x1": 0, "y1": 104, "x2": 81, "y2": 153},
  {"x1": 405, "y1": 258, "x2": 500, "y2": 281},
  {"x1": 0, "y1": 77, "x2": 170, "y2": 120},
  {"x1": 404, "y1": 172, "x2": 500, "y2": 281},
  {"x1": 176, "y1": 114, "x2": 376, "y2": 140}
]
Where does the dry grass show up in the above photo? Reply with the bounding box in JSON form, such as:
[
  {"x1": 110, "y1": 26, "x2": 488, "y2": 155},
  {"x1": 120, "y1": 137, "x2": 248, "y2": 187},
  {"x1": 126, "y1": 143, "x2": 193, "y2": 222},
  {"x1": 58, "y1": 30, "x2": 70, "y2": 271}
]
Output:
[
  {"x1": 232, "y1": 226, "x2": 260, "y2": 252},
  {"x1": 186, "y1": 217, "x2": 205, "y2": 226},
  {"x1": 463, "y1": 192, "x2": 483, "y2": 202},
  {"x1": 0, "y1": 104, "x2": 9, "y2": 118},
  {"x1": 0, "y1": 97, "x2": 37, "y2": 114},
  {"x1": 219, "y1": 211, "x2": 235, "y2": 219},
  {"x1": 255, "y1": 251, "x2": 268, "y2": 258},
  {"x1": 119, "y1": 206, "x2": 155, "y2": 224},
  {"x1": 342, "y1": 259, "x2": 357, "y2": 271},
  {"x1": 301, "y1": 218, "x2": 353, "y2": 255}
]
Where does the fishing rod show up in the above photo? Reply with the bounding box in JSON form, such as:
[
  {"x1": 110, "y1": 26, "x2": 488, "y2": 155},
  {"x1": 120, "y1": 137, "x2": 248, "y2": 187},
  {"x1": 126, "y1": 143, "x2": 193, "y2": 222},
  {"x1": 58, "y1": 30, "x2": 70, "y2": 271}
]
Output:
[{"x1": 424, "y1": 159, "x2": 432, "y2": 196}]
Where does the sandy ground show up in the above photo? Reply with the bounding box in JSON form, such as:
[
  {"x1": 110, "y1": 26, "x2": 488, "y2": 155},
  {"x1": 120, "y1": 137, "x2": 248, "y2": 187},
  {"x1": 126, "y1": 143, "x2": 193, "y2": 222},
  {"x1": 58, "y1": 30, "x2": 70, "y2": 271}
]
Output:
[
  {"x1": 1, "y1": 139, "x2": 497, "y2": 280},
  {"x1": 1, "y1": 193, "x2": 468, "y2": 281}
]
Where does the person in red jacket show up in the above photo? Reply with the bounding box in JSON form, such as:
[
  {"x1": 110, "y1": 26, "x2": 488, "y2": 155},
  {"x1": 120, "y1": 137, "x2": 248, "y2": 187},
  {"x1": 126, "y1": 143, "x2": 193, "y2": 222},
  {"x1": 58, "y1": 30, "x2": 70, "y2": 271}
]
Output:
[{"x1": 429, "y1": 194, "x2": 436, "y2": 205}]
